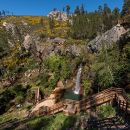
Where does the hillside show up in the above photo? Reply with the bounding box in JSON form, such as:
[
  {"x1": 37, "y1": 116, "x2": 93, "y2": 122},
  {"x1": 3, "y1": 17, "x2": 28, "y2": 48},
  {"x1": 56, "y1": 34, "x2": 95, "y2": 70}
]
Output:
[{"x1": 0, "y1": 2, "x2": 130, "y2": 129}]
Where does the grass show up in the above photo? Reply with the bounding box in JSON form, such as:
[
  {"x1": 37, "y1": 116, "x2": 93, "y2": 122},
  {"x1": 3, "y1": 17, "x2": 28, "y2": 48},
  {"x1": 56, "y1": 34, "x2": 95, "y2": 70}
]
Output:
[
  {"x1": 0, "y1": 108, "x2": 27, "y2": 124},
  {"x1": 15, "y1": 113, "x2": 77, "y2": 130}
]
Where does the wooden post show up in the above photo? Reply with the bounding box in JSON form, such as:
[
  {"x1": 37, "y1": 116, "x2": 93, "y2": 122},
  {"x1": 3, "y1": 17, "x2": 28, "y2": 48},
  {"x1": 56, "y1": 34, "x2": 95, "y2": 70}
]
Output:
[
  {"x1": 122, "y1": 101, "x2": 124, "y2": 110},
  {"x1": 114, "y1": 94, "x2": 117, "y2": 100},
  {"x1": 124, "y1": 102, "x2": 128, "y2": 119},
  {"x1": 112, "y1": 94, "x2": 117, "y2": 106},
  {"x1": 118, "y1": 100, "x2": 121, "y2": 107},
  {"x1": 118, "y1": 100, "x2": 121, "y2": 111},
  {"x1": 125, "y1": 102, "x2": 128, "y2": 114}
]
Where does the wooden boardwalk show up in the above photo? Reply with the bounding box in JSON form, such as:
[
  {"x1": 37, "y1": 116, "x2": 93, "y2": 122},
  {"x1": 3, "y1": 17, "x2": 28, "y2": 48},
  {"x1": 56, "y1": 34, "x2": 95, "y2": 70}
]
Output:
[{"x1": 30, "y1": 87, "x2": 130, "y2": 117}]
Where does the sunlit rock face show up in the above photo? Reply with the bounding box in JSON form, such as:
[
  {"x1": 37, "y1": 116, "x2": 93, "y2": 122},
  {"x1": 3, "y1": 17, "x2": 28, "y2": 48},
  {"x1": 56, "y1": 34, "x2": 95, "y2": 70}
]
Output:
[
  {"x1": 23, "y1": 34, "x2": 33, "y2": 50},
  {"x1": 48, "y1": 10, "x2": 68, "y2": 21},
  {"x1": 88, "y1": 24, "x2": 129, "y2": 52}
]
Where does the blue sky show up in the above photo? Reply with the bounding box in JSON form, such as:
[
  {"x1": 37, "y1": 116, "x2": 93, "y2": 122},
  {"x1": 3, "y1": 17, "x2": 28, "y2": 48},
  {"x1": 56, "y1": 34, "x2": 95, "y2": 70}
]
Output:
[{"x1": 0, "y1": 0, "x2": 123, "y2": 16}]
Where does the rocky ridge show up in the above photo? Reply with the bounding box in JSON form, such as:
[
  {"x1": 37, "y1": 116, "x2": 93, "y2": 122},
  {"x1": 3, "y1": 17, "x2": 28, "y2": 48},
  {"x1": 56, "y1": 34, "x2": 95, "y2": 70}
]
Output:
[{"x1": 88, "y1": 24, "x2": 130, "y2": 52}]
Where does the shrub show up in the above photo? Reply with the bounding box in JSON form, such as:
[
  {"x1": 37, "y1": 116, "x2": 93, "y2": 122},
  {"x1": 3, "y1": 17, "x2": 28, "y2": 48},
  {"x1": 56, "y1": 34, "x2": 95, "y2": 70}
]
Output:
[{"x1": 97, "y1": 105, "x2": 116, "y2": 119}]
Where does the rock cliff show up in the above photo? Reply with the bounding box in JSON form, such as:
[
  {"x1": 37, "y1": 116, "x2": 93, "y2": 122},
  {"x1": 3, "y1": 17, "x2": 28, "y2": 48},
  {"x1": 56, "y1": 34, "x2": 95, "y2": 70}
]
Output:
[{"x1": 87, "y1": 24, "x2": 129, "y2": 52}]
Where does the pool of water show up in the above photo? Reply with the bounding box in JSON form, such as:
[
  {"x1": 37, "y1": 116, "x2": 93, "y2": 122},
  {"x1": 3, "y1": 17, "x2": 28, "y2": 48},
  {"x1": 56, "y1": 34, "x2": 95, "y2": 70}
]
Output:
[{"x1": 62, "y1": 89, "x2": 82, "y2": 101}]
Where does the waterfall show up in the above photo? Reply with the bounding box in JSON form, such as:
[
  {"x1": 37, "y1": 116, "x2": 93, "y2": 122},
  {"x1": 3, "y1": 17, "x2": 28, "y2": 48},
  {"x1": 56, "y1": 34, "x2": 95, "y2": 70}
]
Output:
[{"x1": 74, "y1": 64, "x2": 82, "y2": 95}]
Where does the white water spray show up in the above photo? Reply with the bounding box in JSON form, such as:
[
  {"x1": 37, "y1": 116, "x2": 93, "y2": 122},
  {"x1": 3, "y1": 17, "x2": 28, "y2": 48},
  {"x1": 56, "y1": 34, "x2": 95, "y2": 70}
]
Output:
[{"x1": 74, "y1": 64, "x2": 82, "y2": 95}]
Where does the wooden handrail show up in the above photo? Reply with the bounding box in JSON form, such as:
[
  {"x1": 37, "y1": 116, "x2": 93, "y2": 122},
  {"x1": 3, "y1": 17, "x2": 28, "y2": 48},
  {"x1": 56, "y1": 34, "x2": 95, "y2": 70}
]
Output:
[{"x1": 31, "y1": 87, "x2": 130, "y2": 116}]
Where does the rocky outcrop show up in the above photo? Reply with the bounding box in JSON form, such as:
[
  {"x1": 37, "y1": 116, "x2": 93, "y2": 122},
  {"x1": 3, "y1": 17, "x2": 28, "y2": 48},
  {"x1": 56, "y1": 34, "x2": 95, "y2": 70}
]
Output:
[
  {"x1": 2, "y1": 21, "x2": 31, "y2": 47},
  {"x1": 35, "y1": 44, "x2": 85, "y2": 58},
  {"x1": 48, "y1": 10, "x2": 68, "y2": 21},
  {"x1": 88, "y1": 24, "x2": 129, "y2": 52},
  {"x1": 23, "y1": 34, "x2": 33, "y2": 50},
  {"x1": 47, "y1": 37, "x2": 66, "y2": 44}
]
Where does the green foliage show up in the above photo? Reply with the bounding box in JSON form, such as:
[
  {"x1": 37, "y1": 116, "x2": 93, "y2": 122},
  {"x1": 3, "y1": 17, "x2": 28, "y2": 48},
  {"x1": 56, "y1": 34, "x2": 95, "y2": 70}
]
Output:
[
  {"x1": 82, "y1": 79, "x2": 91, "y2": 95},
  {"x1": 124, "y1": 42, "x2": 130, "y2": 61},
  {"x1": 0, "y1": 29, "x2": 9, "y2": 58},
  {"x1": 71, "y1": 4, "x2": 120, "y2": 40},
  {"x1": 0, "y1": 84, "x2": 29, "y2": 114},
  {"x1": 26, "y1": 113, "x2": 76, "y2": 130},
  {"x1": 36, "y1": 73, "x2": 49, "y2": 88},
  {"x1": 44, "y1": 54, "x2": 70, "y2": 81},
  {"x1": 97, "y1": 105, "x2": 116, "y2": 119},
  {"x1": 0, "y1": 89, "x2": 15, "y2": 114},
  {"x1": 93, "y1": 45, "x2": 128, "y2": 89},
  {"x1": 49, "y1": 17, "x2": 55, "y2": 33},
  {"x1": 66, "y1": 5, "x2": 70, "y2": 16},
  {"x1": 121, "y1": 0, "x2": 130, "y2": 16},
  {"x1": 15, "y1": 95, "x2": 24, "y2": 104},
  {"x1": 71, "y1": 12, "x2": 102, "y2": 39},
  {"x1": 36, "y1": 54, "x2": 71, "y2": 90}
]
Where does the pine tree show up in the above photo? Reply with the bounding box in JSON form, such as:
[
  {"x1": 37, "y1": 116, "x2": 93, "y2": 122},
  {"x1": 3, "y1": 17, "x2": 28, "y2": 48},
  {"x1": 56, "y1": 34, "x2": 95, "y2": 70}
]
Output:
[
  {"x1": 66, "y1": 5, "x2": 70, "y2": 16},
  {"x1": 2, "y1": 10, "x2": 5, "y2": 16},
  {"x1": 74, "y1": 6, "x2": 80, "y2": 15},
  {"x1": 98, "y1": 5, "x2": 103, "y2": 15},
  {"x1": 102, "y1": 4, "x2": 112, "y2": 31},
  {"x1": 112, "y1": 7, "x2": 120, "y2": 24},
  {"x1": 121, "y1": 0, "x2": 130, "y2": 16},
  {"x1": 80, "y1": 4, "x2": 85, "y2": 14}
]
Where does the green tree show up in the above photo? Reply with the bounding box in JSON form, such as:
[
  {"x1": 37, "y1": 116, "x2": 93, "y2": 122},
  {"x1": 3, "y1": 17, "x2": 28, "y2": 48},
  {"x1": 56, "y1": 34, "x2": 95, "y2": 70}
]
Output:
[
  {"x1": 80, "y1": 4, "x2": 85, "y2": 14},
  {"x1": 98, "y1": 5, "x2": 103, "y2": 15},
  {"x1": 93, "y1": 45, "x2": 128, "y2": 89},
  {"x1": 102, "y1": 4, "x2": 112, "y2": 31},
  {"x1": 112, "y1": 7, "x2": 120, "y2": 24},
  {"x1": 121, "y1": 0, "x2": 130, "y2": 16},
  {"x1": 66, "y1": 5, "x2": 70, "y2": 16},
  {"x1": 44, "y1": 54, "x2": 71, "y2": 88},
  {"x1": 74, "y1": 6, "x2": 80, "y2": 15}
]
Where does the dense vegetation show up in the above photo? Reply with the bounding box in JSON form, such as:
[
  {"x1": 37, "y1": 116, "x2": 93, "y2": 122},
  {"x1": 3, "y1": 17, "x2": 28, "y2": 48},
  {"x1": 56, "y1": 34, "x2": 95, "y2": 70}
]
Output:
[{"x1": 71, "y1": 4, "x2": 120, "y2": 39}]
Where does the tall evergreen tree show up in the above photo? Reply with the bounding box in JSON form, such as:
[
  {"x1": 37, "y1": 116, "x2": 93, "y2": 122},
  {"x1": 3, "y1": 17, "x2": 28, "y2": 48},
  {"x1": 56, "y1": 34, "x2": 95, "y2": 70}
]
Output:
[
  {"x1": 80, "y1": 4, "x2": 85, "y2": 14},
  {"x1": 102, "y1": 4, "x2": 112, "y2": 31},
  {"x1": 66, "y1": 5, "x2": 70, "y2": 16},
  {"x1": 98, "y1": 5, "x2": 103, "y2": 15},
  {"x1": 112, "y1": 7, "x2": 120, "y2": 24},
  {"x1": 2, "y1": 10, "x2": 5, "y2": 16},
  {"x1": 74, "y1": 6, "x2": 80, "y2": 15},
  {"x1": 121, "y1": 0, "x2": 130, "y2": 16}
]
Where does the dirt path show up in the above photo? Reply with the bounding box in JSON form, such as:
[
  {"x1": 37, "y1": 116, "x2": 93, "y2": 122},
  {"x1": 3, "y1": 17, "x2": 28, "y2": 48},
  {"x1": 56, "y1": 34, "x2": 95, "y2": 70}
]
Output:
[{"x1": 32, "y1": 98, "x2": 55, "y2": 112}]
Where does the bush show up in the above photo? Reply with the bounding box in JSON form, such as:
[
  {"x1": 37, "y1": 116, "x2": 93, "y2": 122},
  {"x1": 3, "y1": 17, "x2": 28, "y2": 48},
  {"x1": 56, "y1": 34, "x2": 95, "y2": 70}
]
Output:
[
  {"x1": 44, "y1": 54, "x2": 71, "y2": 81},
  {"x1": 97, "y1": 105, "x2": 116, "y2": 119}
]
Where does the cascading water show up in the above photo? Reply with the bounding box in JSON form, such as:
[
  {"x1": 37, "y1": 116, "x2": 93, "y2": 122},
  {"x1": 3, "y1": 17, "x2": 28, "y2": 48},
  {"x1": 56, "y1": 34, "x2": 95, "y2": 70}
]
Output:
[{"x1": 74, "y1": 64, "x2": 82, "y2": 95}]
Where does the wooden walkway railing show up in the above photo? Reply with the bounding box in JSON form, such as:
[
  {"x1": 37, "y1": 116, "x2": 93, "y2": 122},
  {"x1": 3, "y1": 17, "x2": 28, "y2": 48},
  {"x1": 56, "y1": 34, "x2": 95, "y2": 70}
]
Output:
[{"x1": 30, "y1": 87, "x2": 130, "y2": 117}]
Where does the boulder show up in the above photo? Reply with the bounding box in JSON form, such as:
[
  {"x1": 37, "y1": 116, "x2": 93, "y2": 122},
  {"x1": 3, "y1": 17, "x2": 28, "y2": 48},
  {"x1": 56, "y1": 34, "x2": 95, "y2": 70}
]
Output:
[
  {"x1": 57, "y1": 80, "x2": 64, "y2": 88},
  {"x1": 52, "y1": 37, "x2": 66, "y2": 44},
  {"x1": 23, "y1": 34, "x2": 32, "y2": 50},
  {"x1": 48, "y1": 10, "x2": 68, "y2": 21}
]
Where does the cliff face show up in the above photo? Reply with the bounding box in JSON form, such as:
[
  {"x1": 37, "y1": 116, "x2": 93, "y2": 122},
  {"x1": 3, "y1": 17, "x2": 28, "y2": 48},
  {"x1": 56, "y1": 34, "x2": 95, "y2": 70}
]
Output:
[{"x1": 87, "y1": 24, "x2": 129, "y2": 52}]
